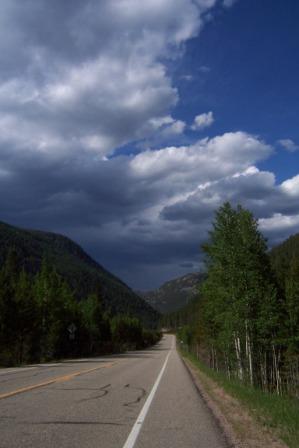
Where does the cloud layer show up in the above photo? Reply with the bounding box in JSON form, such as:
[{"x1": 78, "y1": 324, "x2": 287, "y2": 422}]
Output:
[
  {"x1": 0, "y1": 0, "x2": 299, "y2": 289},
  {"x1": 2, "y1": 125, "x2": 299, "y2": 288}
]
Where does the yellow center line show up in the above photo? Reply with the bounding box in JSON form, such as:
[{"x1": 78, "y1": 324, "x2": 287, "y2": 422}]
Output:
[{"x1": 0, "y1": 361, "x2": 115, "y2": 401}]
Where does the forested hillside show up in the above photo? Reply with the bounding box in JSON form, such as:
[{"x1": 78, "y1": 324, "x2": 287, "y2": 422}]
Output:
[
  {"x1": 170, "y1": 203, "x2": 299, "y2": 396},
  {"x1": 0, "y1": 221, "x2": 158, "y2": 326},
  {"x1": 0, "y1": 221, "x2": 160, "y2": 366}
]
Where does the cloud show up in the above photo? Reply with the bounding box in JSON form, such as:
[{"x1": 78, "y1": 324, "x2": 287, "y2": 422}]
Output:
[
  {"x1": 131, "y1": 132, "x2": 271, "y2": 181},
  {"x1": 161, "y1": 120, "x2": 186, "y2": 136},
  {"x1": 281, "y1": 174, "x2": 299, "y2": 196},
  {"x1": 259, "y1": 213, "x2": 299, "y2": 246},
  {"x1": 0, "y1": 1, "x2": 299, "y2": 289},
  {"x1": 278, "y1": 139, "x2": 299, "y2": 152},
  {"x1": 191, "y1": 111, "x2": 214, "y2": 130},
  {"x1": 223, "y1": 0, "x2": 238, "y2": 7},
  {"x1": 0, "y1": 0, "x2": 222, "y2": 161},
  {"x1": 1, "y1": 129, "x2": 285, "y2": 289},
  {"x1": 259, "y1": 213, "x2": 299, "y2": 233},
  {"x1": 198, "y1": 65, "x2": 211, "y2": 73},
  {"x1": 180, "y1": 74, "x2": 194, "y2": 81}
]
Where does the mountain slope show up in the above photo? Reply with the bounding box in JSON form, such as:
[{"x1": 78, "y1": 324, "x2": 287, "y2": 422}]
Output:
[
  {"x1": 140, "y1": 272, "x2": 205, "y2": 314},
  {"x1": 0, "y1": 221, "x2": 158, "y2": 327}
]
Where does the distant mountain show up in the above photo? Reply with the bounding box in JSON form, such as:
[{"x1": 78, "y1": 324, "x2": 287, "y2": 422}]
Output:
[
  {"x1": 139, "y1": 272, "x2": 205, "y2": 314},
  {"x1": 0, "y1": 221, "x2": 158, "y2": 327}
]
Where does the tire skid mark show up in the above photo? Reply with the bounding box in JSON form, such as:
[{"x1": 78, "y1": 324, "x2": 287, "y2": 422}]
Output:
[
  {"x1": 123, "y1": 384, "x2": 146, "y2": 407},
  {"x1": 77, "y1": 383, "x2": 111, "y2": 403},
  {"x1": 17, "y1": 420, "x2": 124, "y2": 426},
  {"x1": 54, "y1": 387, "x2": 101, "y2": 391}
]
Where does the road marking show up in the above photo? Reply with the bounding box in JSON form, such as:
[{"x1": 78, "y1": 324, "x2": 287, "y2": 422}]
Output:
[
  {"x1": 0, "y1": 362, "x2": 115, "y2": 401},
  {"x1": 122, "y1": 351, "x2": 171, "y2": 448}
]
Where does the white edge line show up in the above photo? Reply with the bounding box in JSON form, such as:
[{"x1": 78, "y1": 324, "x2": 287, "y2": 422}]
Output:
[{"x1": 122, "y1": 350, "x2": 171, "y2": 448}]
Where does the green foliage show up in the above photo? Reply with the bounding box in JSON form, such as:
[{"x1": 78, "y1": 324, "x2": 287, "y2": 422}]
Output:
[
  {"x1": 80, "y1": 293, "x2": 111, "y2": 354},
  {"x1": 170, "y1": 202, "x2": 299, "y2": 396},
  {"x1": 0, "y1": 251, "x2": 161, "y2": 366},
  {"x1": 177, "y1": 325, "x2": 193, "y2": 346},
  {"x1": 111, "y1": 315, "x2": 144, "y2": 350},
  {"x1": 283, "y1": 257, "x2": 299, "y2": 353},
  {"x1": 198, "y1": 203, "x2": 282, "y2": 385}
]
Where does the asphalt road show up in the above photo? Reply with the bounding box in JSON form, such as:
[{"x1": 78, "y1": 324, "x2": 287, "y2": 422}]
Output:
[{"x1": 0, "y1": 334, "x2": 227, "y2": 448}]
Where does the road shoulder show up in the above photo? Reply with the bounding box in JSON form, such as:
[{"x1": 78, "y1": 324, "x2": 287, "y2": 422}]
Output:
[{"x1": 180, "y1": 353, "x2": 288, "y2": 448}]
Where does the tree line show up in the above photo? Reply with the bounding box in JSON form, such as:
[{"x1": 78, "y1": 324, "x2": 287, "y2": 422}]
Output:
[
  {"x1": 0, "y1": 249, "x2": 160, "y2": 366},
  {"x1": 166, "y1": 203, "x2": 299, "y2": 395}
]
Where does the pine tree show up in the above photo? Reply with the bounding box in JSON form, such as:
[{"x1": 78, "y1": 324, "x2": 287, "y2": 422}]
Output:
[
  {"x1": 34, "y1": 259, "x2": 78, "y2": 359},
  {"x1": 0, "y1": 248, "x2": 20, "y2": 364},
  {"x1": 79, "y1": 291, "x2": 111, "y2": 354},
  {"x1": 14, "y1": 270, "x2": 39, "y2": 363}
]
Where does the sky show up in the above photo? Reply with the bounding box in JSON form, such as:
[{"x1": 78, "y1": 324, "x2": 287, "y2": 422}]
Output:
[{"x1": 0, "y1": 0, "x2": 299, "y2": 290}]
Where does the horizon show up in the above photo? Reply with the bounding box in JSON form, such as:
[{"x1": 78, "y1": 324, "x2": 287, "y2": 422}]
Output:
[
  {"x1": 0, "y1": 215, "x2": 292, "y2": 293},
  {"x1": 1, "y1": 0, "x2": 299, "y2": 289}
]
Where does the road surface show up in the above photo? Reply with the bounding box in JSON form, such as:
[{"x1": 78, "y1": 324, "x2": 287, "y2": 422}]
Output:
[{"x1": 0, "y1": 334, "x2": 227, "y2": 448}]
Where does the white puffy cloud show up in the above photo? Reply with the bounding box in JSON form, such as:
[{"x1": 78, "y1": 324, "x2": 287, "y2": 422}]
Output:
[
  {"x1": 0, "y1": 0, "x2": 221, "y2": 160},
  {"x1": 131, "y1": 132, "x2": 271, "y2": 182},
  {"x1": 278, "y1": 139, "x2": 299, "y2": 152},
  {"x1": 259, "y1": 213, "x2": 299, "y2": 232},
  {"x1": 191, "y1": 111, "x2": 214, "y2": 130},
  {"x1": 281, "y1": 175, "x2": 299, "y2": 196},
  {"x1": 161, "y1": 120, "x2": 186, "y2": 136},
  {"x1": 259, "y1": 213, "x2": 299, "y2": 246}
]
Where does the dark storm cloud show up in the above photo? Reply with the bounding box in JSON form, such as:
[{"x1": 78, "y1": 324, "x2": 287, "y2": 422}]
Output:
[{"x1": 1, "y1": 131, "x2": 299, "y2": 288}]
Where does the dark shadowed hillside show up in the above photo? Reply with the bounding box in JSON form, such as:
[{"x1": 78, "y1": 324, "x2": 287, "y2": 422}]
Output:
[
  {"x1": 0, "y1": 221, "x2": 158, "y2": 327},
  {"x1": 139, "y1": 272, "x2": 205, "y2": 314}
]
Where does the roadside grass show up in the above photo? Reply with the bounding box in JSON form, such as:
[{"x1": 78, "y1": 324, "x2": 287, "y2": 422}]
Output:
[{"x1": 181, "y1": 349, "x2": 299, "y2": 448}]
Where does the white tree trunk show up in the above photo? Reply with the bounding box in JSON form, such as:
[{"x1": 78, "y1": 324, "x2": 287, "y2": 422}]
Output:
[
  {"x1": 245, "y1": 321, "x2": 253, "y2": 386},
  {"x1": 234, "y1": 334, "x2": 243, "y2": 381}
]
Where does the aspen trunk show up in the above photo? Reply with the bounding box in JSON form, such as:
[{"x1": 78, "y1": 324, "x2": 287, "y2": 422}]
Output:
[
  {"x1": 234, "y1": 334, "x2": 243, "y2": 381},
  {"x1": 245, "y1": 321, "x2": 253, "y2": 386},
  {"x1": 272, "y1": 344, "x2": 281, "y2": 395}
]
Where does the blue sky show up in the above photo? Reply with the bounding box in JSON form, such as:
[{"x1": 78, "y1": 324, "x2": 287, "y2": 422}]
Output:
[
  {"x1": 173, "y1": 0, "x2": 299, "y2": 182},
  {"x1": 0, "y1": 0, "x2": 299, "y2": 289}
]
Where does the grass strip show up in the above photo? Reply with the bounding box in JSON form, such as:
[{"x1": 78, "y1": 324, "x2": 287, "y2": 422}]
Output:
[{"x1": 181, "y1": 349, "x2": 299, "y2": 448}]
